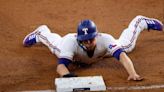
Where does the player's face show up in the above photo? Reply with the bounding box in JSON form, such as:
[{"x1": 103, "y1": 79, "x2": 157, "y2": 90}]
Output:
[{"x1": 81, "y1": 38, "x2": 96, "y2": 51}]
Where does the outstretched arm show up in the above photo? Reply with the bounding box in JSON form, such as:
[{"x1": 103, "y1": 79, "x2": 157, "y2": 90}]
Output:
[
  {"x1": 56, "y1": 58, "x2": 77, "y2": 77},
  {"x1": 57, "y1": 64, "x2": 70, "y2": 76},
  {"x1": 119, "y1": 52, "x2": 143, "y2": 81}
]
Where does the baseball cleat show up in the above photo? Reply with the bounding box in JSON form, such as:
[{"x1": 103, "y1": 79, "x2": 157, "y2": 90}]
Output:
[
  {"x1": 145, "y1": 18, "x2": 163, "y2": 31},
  {"x1": 23, "y1": 29, "x2": 40, "y2": 47}
]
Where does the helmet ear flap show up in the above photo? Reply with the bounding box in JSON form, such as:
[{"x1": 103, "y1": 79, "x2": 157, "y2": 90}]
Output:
[{"x1": 77, "y1": 39, "x2": 87, "y2": 51}]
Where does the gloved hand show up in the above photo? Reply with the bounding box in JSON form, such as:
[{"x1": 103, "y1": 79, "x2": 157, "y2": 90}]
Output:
[{"x1": 62, "y1": 73, "x2": 78, "y2": 78}]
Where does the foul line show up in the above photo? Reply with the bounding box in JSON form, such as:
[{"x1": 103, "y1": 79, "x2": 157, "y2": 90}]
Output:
[
  {"x1": 20, "y1": 84, "x2": 164, "y2": 92},
  {"x1": 107, "y1": 84, "x2": 164, "y2": 90},
  {"x1": 20, "y1": 90, "x2": 55, "y2": 92}
]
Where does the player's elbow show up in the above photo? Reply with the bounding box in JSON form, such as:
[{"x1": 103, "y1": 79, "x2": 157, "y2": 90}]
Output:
[
  {"x1": 113, "y1": 48, "x2": 124, "y2": 60},
  {"x1": 56, "y1": 64, "x2": 62, "y2": 73},
  {"x1": 119, "y1": 52, "x2": 132, "y2": 64},
  {"x1": 56, "y1": 64, "x2": 70, "y2": 77}
]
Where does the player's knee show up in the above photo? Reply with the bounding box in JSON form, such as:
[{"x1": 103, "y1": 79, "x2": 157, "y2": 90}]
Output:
[
  {"x1": 38, "y1": 25, "x2": 49, "y2": 29},
  {"x1": 135, "y1": 15, "x2": 146, "y2": 20},
  {"x1": 37, "y1": 25, "x2": 51, "y2": 33},
  {"x1": 38, "y1": 25, "x2": 48, "y2": 29}
]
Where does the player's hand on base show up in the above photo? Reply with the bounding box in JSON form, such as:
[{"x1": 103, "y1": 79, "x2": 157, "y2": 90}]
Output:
[
  {"x1": 127, "y1": 74, "x2": 143, "y2": 81},
  {"x1": 62, "y1": 73, "x2": 78, "y2": 78}
]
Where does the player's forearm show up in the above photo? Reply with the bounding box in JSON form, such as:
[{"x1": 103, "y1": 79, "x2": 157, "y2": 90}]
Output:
[
  {"x1": 119, "y1": 52, "x2": 137, "y2": 76},
  {"x1": 56, "y1": 64, "x2": 70, "y2": 77}
]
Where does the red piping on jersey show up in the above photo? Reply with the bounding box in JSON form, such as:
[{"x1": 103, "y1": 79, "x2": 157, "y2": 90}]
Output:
[
  {"x1": 122, "y1": 18, "x2": 145, "y2": 49},
  {"x1": 38, "y1": 34, "x2": 61, "y2": 52}
]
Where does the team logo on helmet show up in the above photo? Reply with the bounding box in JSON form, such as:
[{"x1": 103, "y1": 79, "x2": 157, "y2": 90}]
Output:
[
  {"x1": 82, "y1": 28, "x2": 88, "y2": 35},
  {"x1": 77, "y1": 19, "x2": 97, "y2": 41}
]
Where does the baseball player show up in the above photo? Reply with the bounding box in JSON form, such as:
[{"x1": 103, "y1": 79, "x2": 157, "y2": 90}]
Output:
[{"x1": 23, "y1": 15, "x2": 163, "y2": 81}]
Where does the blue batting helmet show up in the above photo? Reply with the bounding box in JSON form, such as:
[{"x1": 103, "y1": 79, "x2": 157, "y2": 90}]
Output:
[{"x1": 77, "y1": 19, "x2": 97, "y2": 41}]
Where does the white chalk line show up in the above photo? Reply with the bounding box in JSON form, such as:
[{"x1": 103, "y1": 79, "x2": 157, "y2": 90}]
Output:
[
  {"x1": 20, "y1": 90, "x2": 55, "y2": 92},
  {"x1": 20, "y1": 84, "x2": 164, "y2": 92},
  {"x1": 107, "y1": 84, "x2": 164, "y2": 90}
]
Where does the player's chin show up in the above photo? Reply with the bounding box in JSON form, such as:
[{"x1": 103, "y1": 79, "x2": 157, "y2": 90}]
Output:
[{"x1": 86, "y1": 46, "x2": 95, "y2": 51}]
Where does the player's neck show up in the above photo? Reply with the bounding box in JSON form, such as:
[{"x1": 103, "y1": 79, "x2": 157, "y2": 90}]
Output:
[{"x1": 86, "y1": 46, "x2": 96, "y2": 58}]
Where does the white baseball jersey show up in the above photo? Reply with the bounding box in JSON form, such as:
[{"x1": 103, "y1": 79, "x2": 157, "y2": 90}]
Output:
[
  {"x1": 37, "y1": 15, "x2": 148, "y2": 64},
  {"x1": 56, "y1": 33, "x2": 121, "y2": 64}
]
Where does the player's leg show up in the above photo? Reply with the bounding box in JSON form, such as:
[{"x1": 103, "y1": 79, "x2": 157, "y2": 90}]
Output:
[
  {"x1": 118, "y1": 15, "x2": 163, "y2": 53},
  {"x1": 23, "y1": 25, "x2": 62, "y2": 56}
]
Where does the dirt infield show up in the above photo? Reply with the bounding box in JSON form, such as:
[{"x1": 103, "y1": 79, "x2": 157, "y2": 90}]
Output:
[{"x1": 0, "y1": 0, "x2": 163, "y2": 92}]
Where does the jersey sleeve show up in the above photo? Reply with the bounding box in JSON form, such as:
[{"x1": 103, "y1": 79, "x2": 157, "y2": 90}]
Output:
[
  {"x1": 103, "y1": 34, "x2": 123, "y2": 56},
  {"x1": 58, "y1": 36, "x2": 76, "y2": 61}
]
